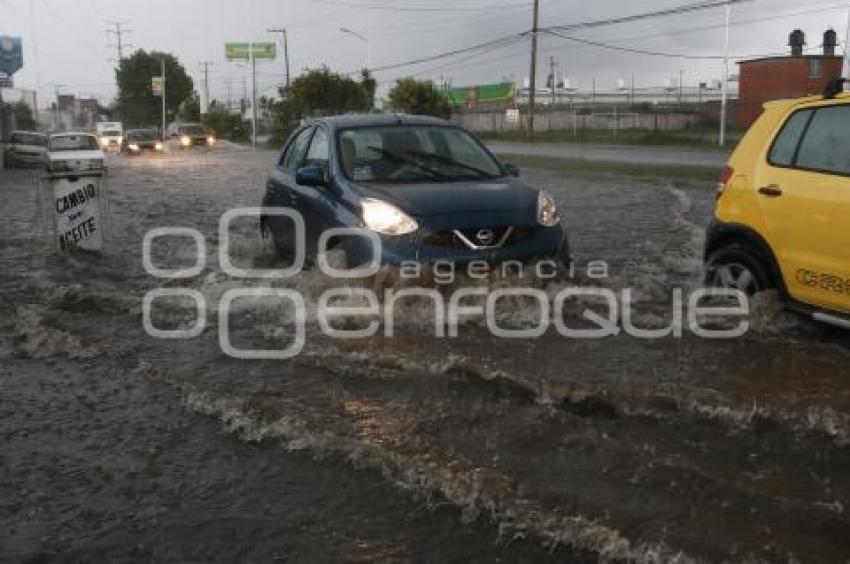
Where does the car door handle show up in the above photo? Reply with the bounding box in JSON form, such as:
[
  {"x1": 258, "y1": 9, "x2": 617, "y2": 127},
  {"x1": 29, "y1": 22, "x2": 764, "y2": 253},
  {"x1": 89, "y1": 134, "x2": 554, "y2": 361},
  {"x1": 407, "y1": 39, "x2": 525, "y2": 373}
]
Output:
[{"x1": 758, "y1": 185, "x2": 783, "y2": 197}]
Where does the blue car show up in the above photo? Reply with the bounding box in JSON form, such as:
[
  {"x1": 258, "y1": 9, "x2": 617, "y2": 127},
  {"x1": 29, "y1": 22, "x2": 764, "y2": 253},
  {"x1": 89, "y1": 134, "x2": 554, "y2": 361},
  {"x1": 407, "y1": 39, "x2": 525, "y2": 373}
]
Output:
[{"x1": 261, "y1": 114, "x2": 570, "y2": 268}]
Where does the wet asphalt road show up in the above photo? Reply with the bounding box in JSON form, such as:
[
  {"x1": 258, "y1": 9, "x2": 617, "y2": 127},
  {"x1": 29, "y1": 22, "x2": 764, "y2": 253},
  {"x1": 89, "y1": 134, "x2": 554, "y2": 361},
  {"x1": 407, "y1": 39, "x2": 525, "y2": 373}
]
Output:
[{"x1": 1, "y1": 143, "x2": 849, "y2": 562}]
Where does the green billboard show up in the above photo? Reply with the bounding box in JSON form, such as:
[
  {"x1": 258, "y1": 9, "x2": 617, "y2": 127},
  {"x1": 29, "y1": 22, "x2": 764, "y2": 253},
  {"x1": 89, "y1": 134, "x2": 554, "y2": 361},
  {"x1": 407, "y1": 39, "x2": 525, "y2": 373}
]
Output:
[{"x1": 225, "y1": 42, "x2": 276, "y2": 61}]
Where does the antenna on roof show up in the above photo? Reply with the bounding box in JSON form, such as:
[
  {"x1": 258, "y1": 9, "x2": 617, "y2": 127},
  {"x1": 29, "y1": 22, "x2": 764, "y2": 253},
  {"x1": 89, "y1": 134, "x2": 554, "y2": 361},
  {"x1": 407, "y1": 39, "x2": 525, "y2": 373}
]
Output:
[{"x1": 823, "y1": 76, "x2": 847, "y2": 99}]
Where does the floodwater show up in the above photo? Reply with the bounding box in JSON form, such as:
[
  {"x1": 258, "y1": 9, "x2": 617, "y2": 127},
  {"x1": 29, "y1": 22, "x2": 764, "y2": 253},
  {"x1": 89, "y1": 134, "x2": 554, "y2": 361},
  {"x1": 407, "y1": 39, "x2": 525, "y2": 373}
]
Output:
[{"x1": 1, "y1": 143, "x2": 848, "y2": 562}]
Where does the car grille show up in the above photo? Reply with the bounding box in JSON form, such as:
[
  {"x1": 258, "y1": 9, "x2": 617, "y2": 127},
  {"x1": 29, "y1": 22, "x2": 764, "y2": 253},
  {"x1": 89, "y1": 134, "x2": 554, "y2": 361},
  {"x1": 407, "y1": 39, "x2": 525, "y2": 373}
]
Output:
[
  {"x1": 192, "y1": 138, "x2": 207, "y2": 146},
  {"x1": 423, "y1": 226, "x2": 532, "y2": 250}
]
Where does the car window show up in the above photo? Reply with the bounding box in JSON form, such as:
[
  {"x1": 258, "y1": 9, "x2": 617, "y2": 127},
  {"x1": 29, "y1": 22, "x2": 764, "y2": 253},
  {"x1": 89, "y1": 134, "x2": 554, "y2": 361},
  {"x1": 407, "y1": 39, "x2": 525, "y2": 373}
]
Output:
[
  {"x1": 795, "y1": 105, "x2": 850, "y2": 175},
  {"x1": 768, "y1": 109, "x2": 812, "y2": 167},
  {"x1": 49, "y1": 136, "x2": 99, "y2": 151},
  {"x1": 10, "y1": 133, "x2": 46, "y2": 146},
  {"x1": 304, "y1": 127, "x2": 329, "y2": 170},
  {"x1": 283, "y1": 127, "x2": 313, "y2": 171},
  {"x1": 337, "y1": 125, "x2": 501, "y2": 183}
]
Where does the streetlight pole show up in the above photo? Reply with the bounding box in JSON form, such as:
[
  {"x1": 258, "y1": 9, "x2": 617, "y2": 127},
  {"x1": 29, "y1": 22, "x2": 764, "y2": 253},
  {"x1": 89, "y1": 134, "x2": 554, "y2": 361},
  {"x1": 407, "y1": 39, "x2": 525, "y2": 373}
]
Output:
[
  {"x1": 267, "y1": 28, "x2": 291, "y2": 88},
  {"x1": 340, "y1": 27, "x2": 371, "y2": 70},
  {"x1": 161, "y1": 58, "x2": 166, "y2": 139},
  {"x1": 719, "y1": 4, "x2": 731, "y2": 147}
]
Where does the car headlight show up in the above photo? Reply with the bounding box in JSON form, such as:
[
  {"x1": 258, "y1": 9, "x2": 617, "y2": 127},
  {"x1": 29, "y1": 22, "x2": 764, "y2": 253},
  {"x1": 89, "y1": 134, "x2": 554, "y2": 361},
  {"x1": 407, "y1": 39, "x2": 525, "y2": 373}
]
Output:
[
  {"x1": 129, "y1": 143, "x2": 140, "y2": 152},
  {"x1": 361, "y1": 198, "x2": 418, "y2": 235},
  {"x1": 207, "y1": 136, "x2": 215, "y2": 145},
  {"x1": 155, "y1": 142, "x2": 163, "y2": 151},
  {"x1": 537, "y1": 191, "x2": 559, "y2": 227},
  {"x1": 180, "y1": 135, "x2": 191, "y2": 146}
]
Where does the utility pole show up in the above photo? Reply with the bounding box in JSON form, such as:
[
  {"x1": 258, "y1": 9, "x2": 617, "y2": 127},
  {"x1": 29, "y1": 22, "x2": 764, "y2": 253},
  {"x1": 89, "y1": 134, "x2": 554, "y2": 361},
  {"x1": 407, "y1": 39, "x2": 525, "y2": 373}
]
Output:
[
  {"x1": 679, "y1": 69, "x2": 684, "y2": 107},
  {"x1": 161, "y1": 58, "x2": 166, "y2": 138},
  {"x1": 267, "y1": 28, "x2": 291, "y2": 88},
  {"x1": 199, "y1": 61, "x2": 214, "y2": 114},
  {"x1": 527, "y1": 0, "x2": 540, "y2": 139},
  {"x1": 549, "y1": 56, "x2": 556, "y2": 107},
  {"x1": 106, "y1": 21, "x2": 131, "y2": 64},
  {"x1": 719, "y1": 4, "x2": 731, "y2": 147},
  {"x1": 250, "y1": 42, "x2": 257, "y2": 148},
  {"x1": 843, "y1": 6, "x2": 850, "y2": 77}
]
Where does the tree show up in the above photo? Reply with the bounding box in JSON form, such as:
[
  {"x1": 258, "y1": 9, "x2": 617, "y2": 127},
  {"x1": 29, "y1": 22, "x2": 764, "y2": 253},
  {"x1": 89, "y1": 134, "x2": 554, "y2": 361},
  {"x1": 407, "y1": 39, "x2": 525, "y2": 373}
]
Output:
[
  {"x1": 361, "y1": 69, "x2": 377, "y2": 111},
  {"x1": 12, "y1": 101, "x2": 36, "y2": 130},
  {"x1": 116, "y1": 49, "x2": 194, "y2": 127},
  {"x1": 289, "y1": 67, "x2": 369, "y2": 117},
  {"x1": 177, "y1": 93, "x2": 201, "y2": 122},
  {"x1": 388, "y1": 78, "x2": 451, "y2": 118},
  {"x1": 202, "y1": 101, "x2": 248, "y2": 142},
  {"x1": 268, "y1": 67, "x2": 370, "y2": 146}
]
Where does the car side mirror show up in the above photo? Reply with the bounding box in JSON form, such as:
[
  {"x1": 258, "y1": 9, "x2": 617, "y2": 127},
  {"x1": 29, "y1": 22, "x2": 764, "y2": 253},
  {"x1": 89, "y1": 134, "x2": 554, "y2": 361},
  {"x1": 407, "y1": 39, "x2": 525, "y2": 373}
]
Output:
[
  {"x1": 296, "y1": 165, "x2": 327, "y2": 187},
  {"x1": 503, "y1": 162, "x2": 520, "y2": 177}
]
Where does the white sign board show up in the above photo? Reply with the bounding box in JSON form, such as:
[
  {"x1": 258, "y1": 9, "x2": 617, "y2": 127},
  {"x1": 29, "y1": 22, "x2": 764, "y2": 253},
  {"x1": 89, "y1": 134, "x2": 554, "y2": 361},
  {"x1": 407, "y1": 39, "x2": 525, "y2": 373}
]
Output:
[
  {"x1": 152, "y1": 76, "x2": 164, "y2": 96},
  {"x1": 53, "y1": 177, "x2": 104, "y2": 252},
  {"x1": 505, "y1": 108, "x2": 520, "y2": 124}
]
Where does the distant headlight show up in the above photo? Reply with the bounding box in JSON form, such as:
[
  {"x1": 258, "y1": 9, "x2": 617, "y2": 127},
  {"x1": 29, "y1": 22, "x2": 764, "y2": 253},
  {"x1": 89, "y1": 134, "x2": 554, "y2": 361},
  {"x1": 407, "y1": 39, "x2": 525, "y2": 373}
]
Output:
[
  {"x1": 361, "y1": 198, "x2": 418, "y2": 236},
  {"x1": 537, "y1": 191, "x2": 559, "y2": 227},
  {"x1": 207, "y1": 136, "x2": 215, "y2": 145},
  {"x1": 154, "y1": 142, "x2": 163, "y2": 151},
  {"x1": 128, "y1": 143, "x2": 140, "y2": 152},
  {"x1": 180, "y1": 135, "x2": 191, "y2": 147},
  {"x1": 99, "y1": 138, "x2": 110, "y2": 147}
]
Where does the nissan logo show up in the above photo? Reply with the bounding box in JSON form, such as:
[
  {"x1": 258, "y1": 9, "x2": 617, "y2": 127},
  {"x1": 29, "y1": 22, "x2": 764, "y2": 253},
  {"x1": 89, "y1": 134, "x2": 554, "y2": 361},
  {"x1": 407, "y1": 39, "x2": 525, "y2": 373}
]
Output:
[{"x1": 476, "y1": 228, "x2": 495, "y2": 246}]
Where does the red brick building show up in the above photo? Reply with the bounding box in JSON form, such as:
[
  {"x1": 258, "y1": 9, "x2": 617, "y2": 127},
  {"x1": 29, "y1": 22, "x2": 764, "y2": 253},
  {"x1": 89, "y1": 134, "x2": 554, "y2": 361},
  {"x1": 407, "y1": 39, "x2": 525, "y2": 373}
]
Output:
[{"x1": 737, "y1": 29, "x2": 844, "y2": 128}]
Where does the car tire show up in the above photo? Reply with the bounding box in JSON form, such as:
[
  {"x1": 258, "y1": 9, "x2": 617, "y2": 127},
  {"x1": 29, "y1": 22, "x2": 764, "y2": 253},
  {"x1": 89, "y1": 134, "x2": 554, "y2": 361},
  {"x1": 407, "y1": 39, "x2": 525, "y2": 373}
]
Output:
[
  {"x1": 262, "y1": 215, "x2": 300, "y2": 265},
  {"x1": 705, "y1": 244, "x2": 773, "y2": 296}
]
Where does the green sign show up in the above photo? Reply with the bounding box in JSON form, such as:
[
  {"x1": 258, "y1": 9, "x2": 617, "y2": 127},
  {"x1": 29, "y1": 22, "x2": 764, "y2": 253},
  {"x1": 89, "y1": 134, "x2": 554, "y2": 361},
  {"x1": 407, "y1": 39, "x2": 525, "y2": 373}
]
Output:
[{"x1": 225, "y1": 42, "x2": 276, "y2": 61}]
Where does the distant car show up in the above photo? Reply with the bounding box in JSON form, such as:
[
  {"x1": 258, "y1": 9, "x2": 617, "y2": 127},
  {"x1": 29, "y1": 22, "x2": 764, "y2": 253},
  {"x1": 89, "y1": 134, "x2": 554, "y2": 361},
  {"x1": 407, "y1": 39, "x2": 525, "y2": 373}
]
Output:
[
  {"x1": 3, "y1": 131, "x2": 48, "y2": 168},
  {"x1": 44, "y1": 133, "x2": 106, "y2": 174},
  {"x1": 121, "y1": 129, "x2": 163, "y2": 155},
  {"x1": 165, "y1": 122, "x2": 215, "y2": 149},
  {"x1": 261, "y1": 114, "x2": 570, "y2": 268},
  {"x1": 96, "y1": 121, "x2": 124, "y2": 152},
  {"x1": 705, "y1": 83, "x2": 850, "y2": 328}
]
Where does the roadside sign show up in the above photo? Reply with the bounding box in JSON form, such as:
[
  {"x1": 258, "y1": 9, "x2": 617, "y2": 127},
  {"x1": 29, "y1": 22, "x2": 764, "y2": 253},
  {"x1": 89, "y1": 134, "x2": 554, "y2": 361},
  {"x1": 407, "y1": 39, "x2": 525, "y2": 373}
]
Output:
[
  {"x1": 152, "y1": 76, "x2": 164, "y2": 96},
  {"x1": 0, "y1": 71, "x2": 12, "y2": 88},
  {"x1": 0, "y1": 36, "x2": 23, "y2": 76},
  {"x1": 505, "y1": 108, "x2": 520, "y2": 124},
  {"x1": 51, "y1": 176, "x2": 106, "y2": 252},
  {"x1": 225, "y1": 42, "x2": 276, "y2": 61}
]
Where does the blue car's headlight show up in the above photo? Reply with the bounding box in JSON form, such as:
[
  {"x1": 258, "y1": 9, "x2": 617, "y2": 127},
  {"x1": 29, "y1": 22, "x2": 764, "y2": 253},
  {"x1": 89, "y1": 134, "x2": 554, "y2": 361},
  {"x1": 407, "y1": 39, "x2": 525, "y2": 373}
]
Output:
[
  {"x1": 361, "y1": 198, "x2": 418, "y2": 235},
  {"x1": 537, "y1": 191, "x2": 559, "y2": 227}
]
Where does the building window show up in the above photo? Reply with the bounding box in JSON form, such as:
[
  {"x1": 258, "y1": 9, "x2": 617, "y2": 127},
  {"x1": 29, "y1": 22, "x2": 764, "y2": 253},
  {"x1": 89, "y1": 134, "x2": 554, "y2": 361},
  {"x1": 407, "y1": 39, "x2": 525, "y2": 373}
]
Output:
[{"x1": 809, "y1": 58, "x2": 822, "y2": 78}]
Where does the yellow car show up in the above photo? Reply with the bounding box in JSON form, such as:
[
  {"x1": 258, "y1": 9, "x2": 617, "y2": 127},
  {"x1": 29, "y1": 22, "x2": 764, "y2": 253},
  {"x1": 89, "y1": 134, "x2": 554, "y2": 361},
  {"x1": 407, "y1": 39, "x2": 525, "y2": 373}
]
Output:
[{"x1": 705, "y1": 80, "x2": 850, "y2": 328}]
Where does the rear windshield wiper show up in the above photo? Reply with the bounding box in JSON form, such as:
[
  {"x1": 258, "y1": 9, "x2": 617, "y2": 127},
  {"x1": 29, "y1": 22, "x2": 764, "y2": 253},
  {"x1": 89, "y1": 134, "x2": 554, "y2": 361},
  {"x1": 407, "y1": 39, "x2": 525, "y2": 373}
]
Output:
[
  {"x1": 366, "y1": 146, "x2": 448, "y2": 180},
  {"x1": 403, "y1": 150, "x2": 498, "y2": 179}
]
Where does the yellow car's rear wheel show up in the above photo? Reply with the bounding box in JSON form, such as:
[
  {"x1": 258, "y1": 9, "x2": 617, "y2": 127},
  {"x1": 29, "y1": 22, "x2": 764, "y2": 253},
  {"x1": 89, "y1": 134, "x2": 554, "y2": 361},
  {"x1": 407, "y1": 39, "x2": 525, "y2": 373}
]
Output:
[{"x1": 706, "y1": 244, "x2": 773, "y2": 296}]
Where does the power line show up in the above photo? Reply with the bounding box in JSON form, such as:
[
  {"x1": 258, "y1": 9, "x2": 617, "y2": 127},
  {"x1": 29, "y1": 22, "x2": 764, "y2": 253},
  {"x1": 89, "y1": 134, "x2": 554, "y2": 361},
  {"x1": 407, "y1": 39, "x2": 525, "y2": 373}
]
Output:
[
  {"x1": 543, "y1": 29, "x2": 725, "y2": 60},
  {"x1": 543, "y1": 0, "x2": 750, "y2": 33},
  {"x1": 313, "y1": 0, "x2": 530, "y2": 12}
]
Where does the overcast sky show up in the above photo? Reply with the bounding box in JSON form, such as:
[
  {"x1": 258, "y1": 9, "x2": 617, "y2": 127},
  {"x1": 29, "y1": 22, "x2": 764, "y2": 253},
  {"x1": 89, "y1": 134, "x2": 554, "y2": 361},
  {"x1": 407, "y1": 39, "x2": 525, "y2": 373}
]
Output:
[{"x1": 1, "y1": 0, "x2": 848, "y2": 107}]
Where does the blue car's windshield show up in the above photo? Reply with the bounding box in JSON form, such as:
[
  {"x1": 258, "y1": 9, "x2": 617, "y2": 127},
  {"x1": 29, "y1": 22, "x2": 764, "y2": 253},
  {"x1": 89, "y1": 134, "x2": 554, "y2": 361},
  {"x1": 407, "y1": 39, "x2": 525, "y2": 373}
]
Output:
[{"x1": 338, "y1": 125, "x2": 503, "y2": 183}]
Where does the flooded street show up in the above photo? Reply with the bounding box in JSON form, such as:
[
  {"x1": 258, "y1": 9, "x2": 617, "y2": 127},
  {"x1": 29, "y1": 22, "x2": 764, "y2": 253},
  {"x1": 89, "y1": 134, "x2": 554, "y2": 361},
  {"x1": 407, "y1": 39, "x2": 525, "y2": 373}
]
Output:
[{"x1": 2, "y1": 144, "x2": 849, "y2": 562}]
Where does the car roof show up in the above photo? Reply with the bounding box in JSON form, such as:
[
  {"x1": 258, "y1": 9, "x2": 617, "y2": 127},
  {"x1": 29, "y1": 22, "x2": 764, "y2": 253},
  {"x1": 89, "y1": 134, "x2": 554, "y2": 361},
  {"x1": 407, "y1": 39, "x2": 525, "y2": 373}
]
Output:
[
  {"x1": 307, "y1": 113, "x2": 450, "y2": 130},
  {"x1": 50, "y1": 132, "x2": 96, "y2": 138},
  {"x1": 11, "y1": 130, "x2": 46, "y2": 137}
]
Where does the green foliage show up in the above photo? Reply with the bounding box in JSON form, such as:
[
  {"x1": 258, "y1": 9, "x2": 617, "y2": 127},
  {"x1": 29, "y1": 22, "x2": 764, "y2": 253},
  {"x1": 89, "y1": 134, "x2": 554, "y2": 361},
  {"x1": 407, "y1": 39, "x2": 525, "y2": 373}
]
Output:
[
  {"x1": 289, "y1": 67, "x2": 370, "y2": 117},
  {"x1": 202, "y1": 101, "x2": 248, "y2": 142},
  {"x1": 267, "y1": 67, "x2": 370, "y2": 146},
  {"x1": 388, "y1": 78, "x2": 451, "y2": 118},
  {"x1": 116, "y1": 49, "x2": 194, "y2": 127},
  {"x1": 361, "y1": 69, "x2": 377, "y2": 110},
  {"x1": 12, "y1": 101, "x2": 36, "y2": 130},
  {"x1": 178, "y1": 94, "x2": 201, "y2": 122}
]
